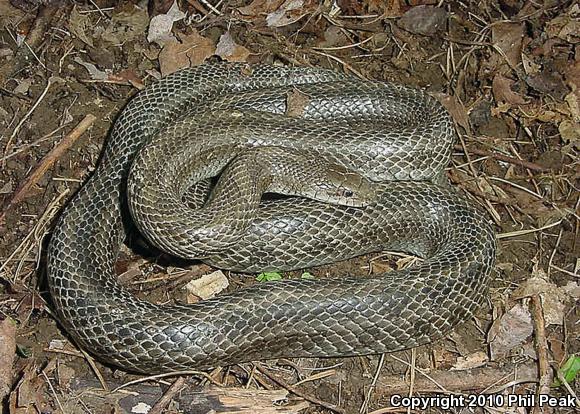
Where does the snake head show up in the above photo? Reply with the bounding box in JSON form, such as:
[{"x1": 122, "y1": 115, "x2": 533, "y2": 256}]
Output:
[{"x1": 313, "y1": 164, "x2": 378, "y2": 208}]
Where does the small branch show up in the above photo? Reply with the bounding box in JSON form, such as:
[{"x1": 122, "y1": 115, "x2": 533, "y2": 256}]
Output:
[
  {"x1": 0, "y1": 3, "x2": 61, "y2": 79},
  {"x1": 5, "y1": 76, "x2": 59, "y2": 156},
  {"x1": 530, "y1": 294, "x2": 553, "y2": 414},
  {"x1": 376, "y1": 363, "x2": 538, "y2": 396},
  {"x1": 1, "y1": 114, "x2": 96, "y2": 221},
  {"x1": 149, "y1": 377, "x2": 188, "y2": 414},
  {"x1": 255, "y1": 364, "x2": 346, "y2": 414},
  {"x1": 455, "y1": 144, "x2": 549, "y2": 172}
]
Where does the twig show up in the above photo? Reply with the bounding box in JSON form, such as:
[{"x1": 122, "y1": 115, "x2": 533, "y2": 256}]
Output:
[
  {"x1": 1, "y1": 114, "x2": 96, "y2": 221},
  {"x1": 547, "y1": 227, "x2": 563, "y2": 277},
  {"x1": 310, "y1": 50, "x2": 365, "y2": 79},
  {"x1": 185, "y1": 0, "x2": 209, "y2": 15},
  {"x1": 454, "y1": 144, "x2": 549, "y2": 172},
  {"x1": 41, "y1": 370, "x2": 67, "y2": 414},
  {"x1": 497, "y1": 220, "x2": 562, "y2": 239},
  {"x1": 0, "y1": 189, "x2": 69, "y2": 280},
  {"x1": 79, "y1": 348, "x2": 108, "y2": 391},
  {"x1": 255, "y1": 363, "x2": 346, "y2": 414},
  {"x1": 198, "y1": 0, "x2": 222, "y2": 15},
  {"x1": 1, "y1": 124, "x2": 69, "y2": 162},
  {"x1": 530, "y1": 294, "x2": 553, "y2": 414},
  {"x1": 312, "y1": 36, "x2": 374, "y2": 51},
  {"x1": 149, "y1": 377, "x2": 188, "y2": 414},
  {"x1": 5, "y1": 76, "x2": 59, "y2": 155},
  {"x1": 113, "y1": 370, "x2": 221, "y2": 392},
  {"x1": 0, "y1": 4, "x2": 60, "y2": 79},
  {"x1": 360, "y1": 354, "x2": 385, "y2": 413},
  {"x1": 407, "y1": 349, "x2": 416, "y2": 414},
  {"x1": 376, "y1": 362, "x2": 538, "y2": 396}
]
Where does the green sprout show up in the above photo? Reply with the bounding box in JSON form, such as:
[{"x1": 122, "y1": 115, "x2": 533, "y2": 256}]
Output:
[
  {"x1": 256, "y1": 272, "x2": 283, "y2": 282},
  {"x1": 553, "y1": 355, "x2": 580, "y2": 387}
]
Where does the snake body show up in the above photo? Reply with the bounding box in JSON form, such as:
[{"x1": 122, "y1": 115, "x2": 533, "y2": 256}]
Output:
[{"x1": 47, "y1": 64, "x2": 496, "y2": 374}]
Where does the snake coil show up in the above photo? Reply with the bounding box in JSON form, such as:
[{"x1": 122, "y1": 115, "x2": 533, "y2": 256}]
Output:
[{"x1": 48, "y1": 64, "x2": 496, "y2": 373}]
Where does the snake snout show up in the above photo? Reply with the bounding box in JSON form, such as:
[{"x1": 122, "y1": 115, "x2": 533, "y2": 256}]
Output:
[{"x1": 322, "y1": 164, "x2": 378, "y2": 207}]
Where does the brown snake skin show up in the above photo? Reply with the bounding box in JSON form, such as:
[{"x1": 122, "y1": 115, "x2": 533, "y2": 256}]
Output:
[{"x1": 47, "y1": 63, "x2": 496, "y2": 374}]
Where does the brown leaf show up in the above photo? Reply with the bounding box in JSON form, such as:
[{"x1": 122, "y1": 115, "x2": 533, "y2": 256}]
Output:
[
  {"x1": 266, "y1": 0, "x2": 318, "y2": 28},
  {"x1": 492, "y1": 74, "x2": 527, "y2": 105},
  {"x1": 559, "y1": 120, "x2": 580, "y2": 151},
  {"x1": 215, "y1": 32, "x2": 251, "y2": 63},
  {"x1": 68, "y1": 5, "x2": 93, "y2": 47},
  {"x1": 10, "y1": 363, "x2": 46, "y2": 412},
  {"x1": 110, "y1": 69, "x2": 145, "y2": 90},
  {"x1": 545, "y1": 6, "x2": 580, "y2": 43},
  {"x1": 491, "y1": 22, "x2": 524, "y2": 69},
  {"x1": 452, "y1": 351, "x2": 488, "y2": 370},
  {"x1": 158, "y1": 30, "x2": 216, "y2": 76},
  {"x1": 100, "y1": 3, "x2": 149, "y2": 45},
  {"x1": 0, "y1": 0, "x2": 26, "y2": 22},
  {"x1": 398, "y1": 6, "x2": 447, "y2": 36},
  {"x1": 237, "y1": 0, "x2": 283, "y2": 17},
  {"x1": 512, "y1": 272, "x2": 577, "y2": 326},
  {"x1": 237, "y1": 0, "x2": 318, "y2": 28},
  {"x1": 432, "y1": 92, "x2": 470, "y2": 132},
  {"x1": 488, "y1": 304, "x2": 533, "y2": 361},
  {"x1": 525, "y1": 70, "x2": 568, "y2": 100}
]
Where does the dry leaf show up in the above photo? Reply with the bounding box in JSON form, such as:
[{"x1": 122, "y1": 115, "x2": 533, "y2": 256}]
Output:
[
  {"x1": 512, "y1": 269, "x2": 578, "y2": 326},
  {"x1": 68, "y1": 5, "x2": 93, "y2": 47},
  {"x1": 158, "y1": 30, "x2": 216, "y2": 76},
  {"x1": 521, "y1": 53, "x2": 541, "y2": 76},
  {"x1": 0, "y1": 0, "x2": 26, "y2": 25},
  {"x1": 316, "y1": 25, "x2": 349, "y2": 48},
  {"x1": 398, "y1": 6, "x2": 447, "y2": 36},
  {"x1": 488, "y1": 303, "x2": 533, "y2": 361},
  {"x1": 237, "y1": 0, "x2": 282, "y2": 17},
  {"x1": 9, "y1": 364, "x2": 46, "y2": 412},
  {"x1": 545, "y1": 5, "x2": 580, "y2": 43},
  {"x1": 432, "y1": 92, "x2": 470, "y2": 132},
  {"x1": 266, "y1": 0, "x2": 314, "y2": 28},
  {"x1": 491, "y1": 22, "x2": 524, "y2": 69},
  {"x1": 100, "y1": 4, "x2": 149, "y2": 45},
  {"x1": 111, "y1": 69, "x2": 145, "y2": 90},
  {"x1": 237, "y1": 0, "x2": 318, "y2": 28},
  {"x1": 215, "y1": 32, "x2": 251, "y2": 63},
  {"x1": 559, "y1": 120, "x2": 580, "y2": 149},
  {"x1": 74, "y1": 56, "x2": 108, "y2": 81},
  {"x1": 56, "y1": 365, "x2": 76, "y2": 391},
  {"x1": 492, "y1": 74, "x2": 527, "y2": 105},
  {"x1": 526, "y1": 70, "x2": 568, "y2": 100},
  {"x1": 451, "y1": 351, "x2": 488, "y2": 370},
  {"x1": 286, "y1": 87, "x2": 310, "y2": 118},
  {"x1": 147, "y1": 0, "x2": 185, "y2": 46},
  {"x1": 13, "y1": 78, "x2": 31, "y2": 95}
]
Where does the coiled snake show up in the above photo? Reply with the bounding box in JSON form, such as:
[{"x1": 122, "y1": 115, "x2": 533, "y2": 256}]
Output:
[{"x1": 47, "y1": 64, "x2": 496, "y2": 374}]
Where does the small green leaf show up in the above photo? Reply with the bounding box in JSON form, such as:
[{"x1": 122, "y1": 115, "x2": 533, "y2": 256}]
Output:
[
  {"x1": 301, "y1": 272, "x2": 315, "y2": 279},
  {"x1": 256, "y1": 272, "x2": 282, "y2": 282},
  {"x1": 553, "y1": 355, "x2": 580, "y2": 387}
]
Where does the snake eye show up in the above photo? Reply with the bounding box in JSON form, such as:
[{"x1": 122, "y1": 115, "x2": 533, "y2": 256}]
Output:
[{"x1": 342, "y1": 189, "x2": 354, "y2": 198}]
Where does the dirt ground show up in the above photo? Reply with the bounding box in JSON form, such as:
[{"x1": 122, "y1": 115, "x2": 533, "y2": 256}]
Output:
[{"x1": 0, "y1": 0, "x2": 579, "y2": 413}]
